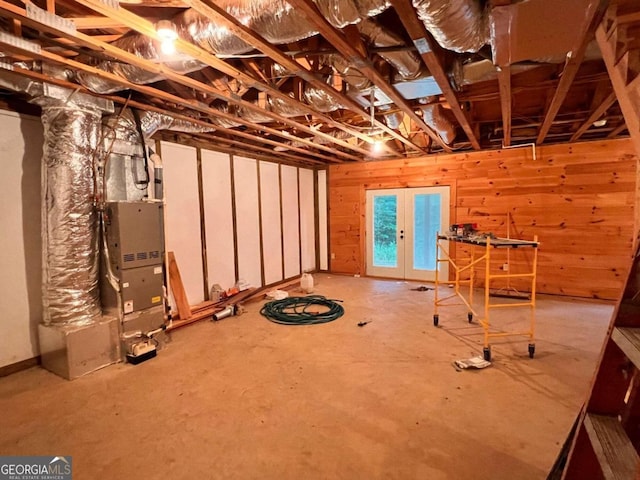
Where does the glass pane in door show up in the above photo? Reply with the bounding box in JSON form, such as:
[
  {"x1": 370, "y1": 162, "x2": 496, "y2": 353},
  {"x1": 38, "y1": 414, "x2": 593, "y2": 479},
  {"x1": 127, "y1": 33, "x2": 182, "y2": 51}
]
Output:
[
  {"x1": 372, "y1": 195, "x2": 398, "y2": 267},
  {"x1": 413, "y1": 194, "x2": 441, "y2": 270}
]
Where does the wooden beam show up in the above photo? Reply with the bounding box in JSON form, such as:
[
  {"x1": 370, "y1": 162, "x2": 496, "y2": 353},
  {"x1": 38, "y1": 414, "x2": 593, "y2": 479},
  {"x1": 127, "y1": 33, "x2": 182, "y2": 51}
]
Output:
[
  {"x1": 570, "y1": 90, "x2": 617, "y2": 142},
  {"x1": 71, "y1": 16, "x2": 136, "y2": 29},
  {"x1": 596, "y1": 12, "x2": 640, "y2": 242},
  {"x1": 390, "y1": 0, "x2": 481, "y2": 150},
  {"x1": 536, "y1": 0, "x2": 607, "y2": 144},
  {"x1": 1, "y1": 63, "x2": 340, "y2": 166},
  {"x1": 182, "y1": 0, "x2": 423, "y2": 155},
  {"x1": 0, "y1": 2, "x2": 368, "y2": 162},
  {"x1": 497, "y1": 65, "x2": 512, "y2": 147},
  {"x1": 619, "y1": 11, "x2": 640, "y2": 25},
  {"x1": 607, "y1": 122, "x2": 628, "y2": 138},
  {"x1": 285, "y1": 0, "x2": 451, "y2": 152},
  {"x1": 71, "y1": 0, "x2": 391, "y2": 158}
]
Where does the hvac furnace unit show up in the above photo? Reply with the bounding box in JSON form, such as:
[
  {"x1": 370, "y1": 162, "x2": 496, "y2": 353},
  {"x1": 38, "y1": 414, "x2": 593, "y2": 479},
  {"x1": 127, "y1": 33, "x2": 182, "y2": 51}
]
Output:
[{"x1": 101, "y1": 201, "x2": 166, "y2": 343}]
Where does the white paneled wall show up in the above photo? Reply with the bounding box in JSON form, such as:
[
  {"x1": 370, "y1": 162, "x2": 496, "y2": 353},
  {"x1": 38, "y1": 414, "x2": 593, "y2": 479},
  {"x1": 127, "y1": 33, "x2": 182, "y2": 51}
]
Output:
[
  {"x1": 0, "y1": 112, "x2": 43, "y2": 367},
  {"x1": 299, "y1": 168, "x2": 316, "y2": 272},
  {"x1": 317, "y1": 170, "x2": 328, "y2": 271},
  {"x1": 281, "y1": 165, "x2": 301, "y2": 278},
  {"x1": 158, "y1": 142, "x2": 329, "y2": 313},
  {"x1": 201, "y1": 150, "x2": 235, "y2": 291},
  {"x1": 233, "y1": 156, "x2": 262, "y2": 289},
  {"x1": 161, "y1": 142, "x2": 205, "y2": 305},
  {"x1": 259, "y1": 161, "x2": 283, "y2": 285}
]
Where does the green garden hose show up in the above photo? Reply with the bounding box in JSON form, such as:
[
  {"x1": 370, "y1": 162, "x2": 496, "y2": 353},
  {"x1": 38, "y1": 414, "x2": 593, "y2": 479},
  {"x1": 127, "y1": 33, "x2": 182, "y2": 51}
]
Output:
[{"x1": 260, "y1": 295, "x2": 344, "y2": 325}]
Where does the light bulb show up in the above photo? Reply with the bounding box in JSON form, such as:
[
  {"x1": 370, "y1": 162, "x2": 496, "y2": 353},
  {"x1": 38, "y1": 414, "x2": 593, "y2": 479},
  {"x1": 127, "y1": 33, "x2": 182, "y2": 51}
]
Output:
[
  {"x1": 161, "y1": 38, "x2": 176, "y2": 55},
  {"x1": 371, "y1": 140, "x2": 384, "y2": 155}
]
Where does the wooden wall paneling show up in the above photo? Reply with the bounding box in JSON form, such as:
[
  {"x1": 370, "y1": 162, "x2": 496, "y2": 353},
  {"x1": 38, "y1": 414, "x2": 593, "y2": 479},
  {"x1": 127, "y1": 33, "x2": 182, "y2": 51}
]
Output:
[
  {"x1": 201, "y1": 149, "x2": 236, "y2": 291},
  {"x1": 281, "y1": 165, "x2": 301, "y2": 278},
  {"x1": 328, "y1": 139, "x2": 638, "y2": 299},
  {"x1": 299, "y1": 168, "x2": 316, "y2": 273},
  {"x1": 161, "y1": 141, "x2": 206, "y2": 305},
  {"x1": 317, "y1": 169, "x2": 329, "y2": 271},
  {"x1": 259, "y1": 161, "x2": 284, "y2": 285},
  {"x1": 233, "y1": 156, "x2": 262, "y2": 289}
]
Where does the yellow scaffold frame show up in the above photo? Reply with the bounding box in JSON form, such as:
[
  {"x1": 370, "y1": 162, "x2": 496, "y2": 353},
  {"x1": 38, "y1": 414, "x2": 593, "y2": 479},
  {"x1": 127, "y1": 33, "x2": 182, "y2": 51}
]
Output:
[{"x1": 433, "y1": 233, "x2": 539, "y2": 361}]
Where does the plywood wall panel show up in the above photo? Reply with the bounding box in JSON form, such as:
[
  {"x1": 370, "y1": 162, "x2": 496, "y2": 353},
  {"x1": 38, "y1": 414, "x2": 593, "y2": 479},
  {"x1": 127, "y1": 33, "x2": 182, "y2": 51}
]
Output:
[
  {"x1": 162, "y1": 142, "x2": 205, "y2": 305},
  {"x1": 259, "y1": 161, "x2": 283, "y2": 285},
  {"x1": 202, "y1": 149, "x2": 236, "y2": 291},
  {"x1": 281, "y1": 165, "x2": 301, "y2": 278},
  {"x1": 329, "y1": 138, "x2": 637, "y2": 300},
  {"x1": 299, "y1": 168, "x2": 316, "y2": 273},
  {"x1": 318, "y1": 170, "x2": 328, "y2": 271},
  {"x1": 234, "y1": 156, "x2": 262, "y2": 289}
]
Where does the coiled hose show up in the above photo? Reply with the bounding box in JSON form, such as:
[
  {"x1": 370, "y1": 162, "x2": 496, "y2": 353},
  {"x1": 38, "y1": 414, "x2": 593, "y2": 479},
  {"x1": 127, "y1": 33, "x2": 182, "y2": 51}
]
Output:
[{"x1": 261, "y1": 295, "x2": 344, "y2": 325}]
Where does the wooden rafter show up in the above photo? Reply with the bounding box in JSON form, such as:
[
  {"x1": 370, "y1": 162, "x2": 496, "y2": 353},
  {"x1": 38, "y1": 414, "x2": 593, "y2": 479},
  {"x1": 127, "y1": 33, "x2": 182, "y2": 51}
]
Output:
[
  {"x1": 497, "y1": 65, "x2": 512, "y2": 147},
  {"x1": 607, "y1": 122, "x2": 629, "y2": 138},
  {"x1": 69, "y1": 0, "x2": 383, "y2": 158},
  {"x1": 570, "y1": 90, "x2": 617, "y2": 142},
  {"x1": 285, "y1": 0, "x2": 451, "y2": 152},
  {"x1": 0, "y1": 1, "x2": 370, "y2": 161},
  {"x1": 390, "y1": 0, "x2": 481, "y2": 150},
  {"x1": 535, "y1": 0, "x2": 607, "y2": 144},
  {"x1": 2, "y1": 62, "x2": 341, "y2": 165},
  {"x1": 0, "y1": 30, "x2": 354, "y2": 163},
  {"x1": 183, "y1": 0, "x2": 424, "y2": 155}
]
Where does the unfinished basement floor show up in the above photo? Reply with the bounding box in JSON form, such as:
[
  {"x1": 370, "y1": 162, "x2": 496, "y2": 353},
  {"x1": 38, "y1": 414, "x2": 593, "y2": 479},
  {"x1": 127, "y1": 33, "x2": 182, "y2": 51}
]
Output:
[{"x1": 0, "y1": 274, "x2": 611, "y2": 479}]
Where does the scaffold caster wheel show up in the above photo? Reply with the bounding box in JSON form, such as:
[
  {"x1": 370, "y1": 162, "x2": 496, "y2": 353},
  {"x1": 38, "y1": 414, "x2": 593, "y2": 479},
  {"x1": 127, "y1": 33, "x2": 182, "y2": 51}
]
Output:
[
  {"x1": 433, "y1": 314, "x2": 439, "y2": 326},
  {"x1": 528, "y1": 344, "x2": 535, "y2": 359},
  {"x1": 483, "y1": 347, "x2": 491, "y2": 362},
  {"x1": 468, "y1": 312, "x2": 473, "y2": 323}
]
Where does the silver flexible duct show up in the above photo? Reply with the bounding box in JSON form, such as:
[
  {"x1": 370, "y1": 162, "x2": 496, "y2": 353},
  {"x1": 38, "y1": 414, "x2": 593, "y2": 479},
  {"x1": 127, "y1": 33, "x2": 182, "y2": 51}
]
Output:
[
  {"x1": 421, "y1": 104, "x2": 456, "y2": 145},
  {"x1": 77, "y1": 0, "x2": 390, "y2": 94},
  {"x1": 383, "y1": 111, "x2": 404, "y2": 130},
  {"x1": 304, "y1": 80, "x2": 345, "y2": 113},
  {"x1": 357, "y1": 19, "x2": 423, "y2": 80},
  {"x1": 412, "y1": 0, "x2": 488, "y2": 53},
  {"x1": 33, "y1": 98, "x2": 105, "y2": 326}
]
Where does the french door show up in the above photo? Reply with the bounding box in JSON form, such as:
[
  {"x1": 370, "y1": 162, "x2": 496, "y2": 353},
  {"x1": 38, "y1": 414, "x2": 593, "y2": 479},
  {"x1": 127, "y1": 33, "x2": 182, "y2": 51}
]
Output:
[{"x1": 366, "y1": 186, "x2": 450, "y2": 281}]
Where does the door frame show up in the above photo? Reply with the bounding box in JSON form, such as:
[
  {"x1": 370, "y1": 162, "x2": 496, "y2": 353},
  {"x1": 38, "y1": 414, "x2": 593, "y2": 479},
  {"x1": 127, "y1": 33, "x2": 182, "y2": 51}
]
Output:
[{"x1": 365, "y1": 185, "x2": 450, "y2": 281}]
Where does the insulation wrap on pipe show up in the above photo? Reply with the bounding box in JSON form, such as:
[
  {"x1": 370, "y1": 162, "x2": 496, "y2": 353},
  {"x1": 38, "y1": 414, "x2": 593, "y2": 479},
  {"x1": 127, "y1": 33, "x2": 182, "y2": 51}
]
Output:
[
  {"x1": 412, "y1": 0, "x2": 488, "y2": 53},
  {"x1": 34, "y1": 99, "x2": 105, "y2": 326}
]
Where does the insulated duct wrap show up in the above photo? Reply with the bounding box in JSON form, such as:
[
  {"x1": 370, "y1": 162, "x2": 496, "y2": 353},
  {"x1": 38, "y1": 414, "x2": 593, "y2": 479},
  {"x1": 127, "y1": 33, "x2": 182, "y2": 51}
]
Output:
[
  {"x1": 35, "y1": 99, "x2": 104, "y2": 326},
  {"x1": 77, "y1": 0, "x2": 391, "y2": 94},
  {"x1": 268, "y1": 95, "x2": 309, "y2": 117},
  {"x1": 304, "y1": 83, "x2": 344, "y2": 112},
  {"x1": 357, "y1": 19, "x2": 423, "y2": 80},
  {"x1": 412, "y1": 0, "x2": 488, "y2": 53},
  {"x1": 383, "y1": 111, "x2": 404, "y2": 130},
  {"x1": 421, "y1": 104, "x2": 456, "y2": 145},
  {"x1": 137, "y1": 110, "x2": 216, "y2": 138}
]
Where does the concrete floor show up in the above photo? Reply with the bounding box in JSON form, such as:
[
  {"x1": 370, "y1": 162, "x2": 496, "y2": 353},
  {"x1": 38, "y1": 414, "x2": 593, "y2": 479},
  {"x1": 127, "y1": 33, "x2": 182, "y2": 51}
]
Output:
[{"x1": 0, "y1": 274, "x2": 611, "y2": 479}]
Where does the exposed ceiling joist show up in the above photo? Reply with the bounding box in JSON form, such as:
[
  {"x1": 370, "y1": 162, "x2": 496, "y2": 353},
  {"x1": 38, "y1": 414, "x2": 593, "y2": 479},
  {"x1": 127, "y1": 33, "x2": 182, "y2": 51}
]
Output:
[
  {"x1": 497, "y1": 65, "x2": 512, "y2": 146},
  {"x1": 70, "y1": 0, "x2": 385, "y2": 158},
  {"x1": 390, "y1": 0, "x2": 481, "y2": 150},
  {"x1": 536, "y1": 0, "x2": 607, "y2": 144},
  {"x1": 0, "y1": 1, "x2": 373, "y2": 161},
  {"x1": 182, "y1": 0, "x2": 421, "y2": 155},
  {"x1": 286, "y1": 0, "x2": 452, "y2": 152},
  {"x1": 570, "y1": 90, "x2": 617, "y2": 141}
]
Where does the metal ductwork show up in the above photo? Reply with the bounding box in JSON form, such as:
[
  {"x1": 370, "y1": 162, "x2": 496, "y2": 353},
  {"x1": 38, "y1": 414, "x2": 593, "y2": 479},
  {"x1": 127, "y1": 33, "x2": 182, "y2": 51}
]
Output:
[
  {"x1": 420, "y1": 104, "x2": 456, "y2": 145},
  {"x1": 357, "y1": 18, "x2": 423, "y2": 80},
  {"x1": 383, "y1": 111, "x2": 404, "y2": 130},
  {"x1": 304, "y1": 79, "x2": 345, "y2": 113},
  {"x1": 32, "y1": 93, "x2": 113, "y2": 326},
  {"x1": 412, "y1": 0, "x2": 488, "y2": 53}
]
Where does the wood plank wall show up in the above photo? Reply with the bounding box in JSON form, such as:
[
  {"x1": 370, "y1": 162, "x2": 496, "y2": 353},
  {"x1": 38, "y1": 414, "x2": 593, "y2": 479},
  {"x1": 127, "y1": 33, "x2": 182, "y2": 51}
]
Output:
[{"x1": 328, "y1": 139, "x2": 637, "y2": 300}]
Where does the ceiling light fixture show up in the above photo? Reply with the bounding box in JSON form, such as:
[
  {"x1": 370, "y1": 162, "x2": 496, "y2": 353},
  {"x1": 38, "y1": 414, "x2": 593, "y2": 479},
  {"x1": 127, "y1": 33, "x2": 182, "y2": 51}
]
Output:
[
  {"x1": 156, "y1": 20, "x2": 178, "y2": 56},
  {"x1": 592, "y1": 118, "x2": 607, "y2": 128}
]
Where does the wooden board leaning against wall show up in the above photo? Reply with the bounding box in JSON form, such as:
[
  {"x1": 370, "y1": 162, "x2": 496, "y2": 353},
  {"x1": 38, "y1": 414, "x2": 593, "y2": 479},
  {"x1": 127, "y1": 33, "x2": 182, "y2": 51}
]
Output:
[{"x1": 328, "y1": 138, "x2": 638, "y2": 300}]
